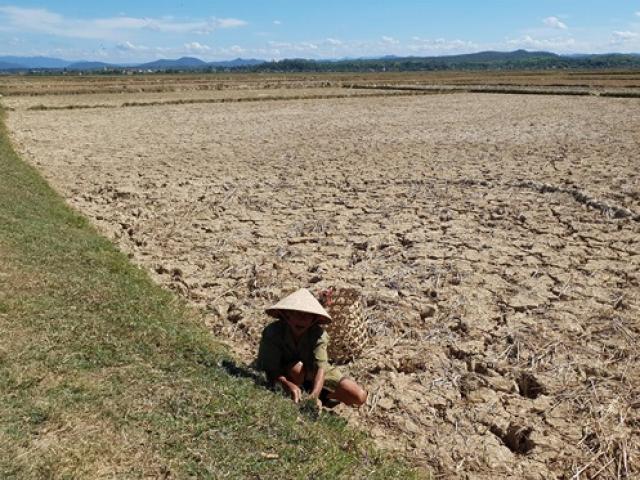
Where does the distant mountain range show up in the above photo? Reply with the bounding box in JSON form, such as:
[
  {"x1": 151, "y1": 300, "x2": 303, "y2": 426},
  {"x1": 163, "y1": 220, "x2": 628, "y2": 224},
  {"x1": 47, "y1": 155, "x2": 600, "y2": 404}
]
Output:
[
  {"x1": 0, "y1": 55, "x2": 266, "y2": 71},
  {"x1": 1, "y1": 50, "x2": 639, "y2": 73}
]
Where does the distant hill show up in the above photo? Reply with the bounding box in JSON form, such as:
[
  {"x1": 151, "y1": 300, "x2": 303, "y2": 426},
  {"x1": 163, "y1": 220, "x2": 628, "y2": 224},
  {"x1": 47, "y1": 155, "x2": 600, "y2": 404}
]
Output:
[
  {"x1": 0, "y1": 61, "x2": 24, "y2": 70},
  {"x1": 137, "y1": 57, "x2": 208, "y2": 70},
  {"x1": 0, "y1": 56, "x2": 70, "y2": 69},
  {"x1": 66, "y1": 61, "x2": 116, "y2": 71},
  {"x1": 209, "y1": 58, "x2": 265, "y2": 68},
  {"x1": 458, "y1": 50, "x2": 560, "y2": 62},
  {"x1": 137, "y1": 57, "x2": 264, "y2": 70},
  {"x1": 436, "y1": 49, "x2": 559, "y2": 63}
]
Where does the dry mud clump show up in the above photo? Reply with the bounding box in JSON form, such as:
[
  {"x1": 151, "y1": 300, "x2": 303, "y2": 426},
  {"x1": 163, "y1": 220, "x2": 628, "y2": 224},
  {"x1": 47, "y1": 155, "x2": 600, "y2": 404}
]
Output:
[{"x1": 7, "y1": 92, "x2": 640, "y2": 479}]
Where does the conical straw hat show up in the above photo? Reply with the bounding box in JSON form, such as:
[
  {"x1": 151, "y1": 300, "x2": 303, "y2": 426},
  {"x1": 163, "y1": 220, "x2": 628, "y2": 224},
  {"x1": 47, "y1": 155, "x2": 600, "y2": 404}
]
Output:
[{"x1": 265, "y1": 288, "x2": 332, "y2": 324}]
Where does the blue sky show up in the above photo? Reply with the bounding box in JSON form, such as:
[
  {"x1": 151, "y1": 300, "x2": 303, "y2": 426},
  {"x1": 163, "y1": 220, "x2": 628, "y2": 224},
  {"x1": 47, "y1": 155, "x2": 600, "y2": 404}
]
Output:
[{"x1": 1, "y1": 1, "x2": 640, "y2": 61}]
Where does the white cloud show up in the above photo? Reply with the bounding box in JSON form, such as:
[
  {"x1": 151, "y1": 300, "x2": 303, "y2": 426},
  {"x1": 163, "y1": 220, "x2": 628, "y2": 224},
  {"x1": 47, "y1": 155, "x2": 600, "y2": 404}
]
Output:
[
  {"x1": 610, "y1": 31, "x2": 640, "y2": 48},
  {"x1": 409, "y1": 37, "x2": 478, "y2": 53},
  {"x1": 0, "y1": 6, "x2": 247, "y2": 39},
  {"x1": 268, "y1": 41, "x2": 292, "y2": 49},
  {"x1": 636, "y1": 12, "x2": 640, "y2": 18},
  {"x1": 268, "y1": 40, "x2": 317, "y2": 52},
  {"x1": 263, "y1": 36, "x2": 480, "y2": 59},
  {"x1": 116, "y1": 41, "x2": 149, "y2": 52},
  {"x1": 184, "y1": 41, "x2": 211, "y2": 53},
  {"x1": 93, "y1": 17, "x2": 151, "y2": 30},
  {"x1": 609, "y1": 30, "x2": 640, "y2": 50},
  {"x1": 214, "y1": 18, "x2": 247, "y2": 29},
  {"x1": 507, "y1": 35, "x2": 576, "y2": 50},
  {"x1": 113, "y1": 42, "x2": 251, "y2": 61},
  {"x1": 324, "y1": 38, "x2": 343, "y2": 46},
  {"x1": 273, "y1": 20, "x2": 282, "y2": 25},
  {"x1": 613, "y1": 31, "x2": 639, "y2": 40},
  {"x1": 543, "y1": 16, "x2": 568, "y2": 30}
]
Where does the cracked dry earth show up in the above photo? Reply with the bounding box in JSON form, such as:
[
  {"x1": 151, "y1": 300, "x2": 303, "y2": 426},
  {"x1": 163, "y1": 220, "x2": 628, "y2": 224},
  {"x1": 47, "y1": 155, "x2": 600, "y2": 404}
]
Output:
[{"x1": 6, "y1": 92, "x2": 640, "y2": 479}]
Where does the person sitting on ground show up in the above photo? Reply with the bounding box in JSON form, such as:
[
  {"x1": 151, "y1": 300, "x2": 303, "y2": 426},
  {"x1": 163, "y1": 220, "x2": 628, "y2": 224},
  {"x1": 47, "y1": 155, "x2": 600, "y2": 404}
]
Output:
[{"x1": 256, "y1": 288, "x2": 367, "y2": 407}]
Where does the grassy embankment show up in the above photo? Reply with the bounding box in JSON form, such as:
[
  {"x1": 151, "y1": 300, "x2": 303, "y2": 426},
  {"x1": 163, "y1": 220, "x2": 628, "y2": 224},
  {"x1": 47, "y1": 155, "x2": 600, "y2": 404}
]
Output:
[{"x1": 0, "y1": 108, "x2": 419, "y2": 479}]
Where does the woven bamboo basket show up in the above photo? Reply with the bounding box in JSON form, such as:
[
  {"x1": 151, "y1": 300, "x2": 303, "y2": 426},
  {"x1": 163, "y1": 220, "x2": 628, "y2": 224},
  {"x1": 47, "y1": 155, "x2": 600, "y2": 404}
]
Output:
[{"x1": 318, "y1": 287, "x2": 368, "y2": 364}]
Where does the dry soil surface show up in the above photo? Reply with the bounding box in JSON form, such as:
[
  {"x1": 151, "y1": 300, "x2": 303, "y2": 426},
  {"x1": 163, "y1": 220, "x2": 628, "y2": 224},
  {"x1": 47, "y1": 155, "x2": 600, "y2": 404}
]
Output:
[
  {"x1": 2, "y1": 87, "x2": 413, "y2": 110},
  {"x1": 6, "y1": 92, "x2": 640, "y2": 479}
]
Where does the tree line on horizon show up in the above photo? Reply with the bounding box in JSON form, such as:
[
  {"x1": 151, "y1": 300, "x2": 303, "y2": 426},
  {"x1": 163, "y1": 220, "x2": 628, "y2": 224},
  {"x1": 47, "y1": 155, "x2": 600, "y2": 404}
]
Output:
[
  {"x1": 4, "y1": 50, "x2": 640, "y2": 75},
  {"x1": 238, "y1": 51, "x2": 640, "y2": 73}
]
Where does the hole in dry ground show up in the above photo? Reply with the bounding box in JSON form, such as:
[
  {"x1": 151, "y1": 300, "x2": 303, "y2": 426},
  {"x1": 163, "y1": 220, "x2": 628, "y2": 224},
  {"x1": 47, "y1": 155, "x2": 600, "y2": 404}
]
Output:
[
  {"x1": 516, "y1": 372, "x2": 546, "y2": 399},
  {"x1": 491, "y1": 423, "x2": 536, "y2": 455}
]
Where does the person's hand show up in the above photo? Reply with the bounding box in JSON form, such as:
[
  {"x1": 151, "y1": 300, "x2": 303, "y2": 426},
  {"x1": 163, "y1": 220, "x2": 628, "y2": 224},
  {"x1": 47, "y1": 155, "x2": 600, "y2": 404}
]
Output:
[
  {"x1": 299, "y1": 394, "x2": 322, "y2": 418},
  {"x1": 309, "y1": 393, "x2": 322, "y2": 409},
  {"x1": 286, "y1": 383, "x2": 302, "y2": 403}
]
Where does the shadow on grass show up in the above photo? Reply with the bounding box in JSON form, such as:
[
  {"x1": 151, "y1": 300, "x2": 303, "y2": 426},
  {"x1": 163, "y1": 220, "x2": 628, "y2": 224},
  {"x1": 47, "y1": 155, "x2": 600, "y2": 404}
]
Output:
[{"x1": 220, "y1": 359, "x2": 269, "y2": 387}]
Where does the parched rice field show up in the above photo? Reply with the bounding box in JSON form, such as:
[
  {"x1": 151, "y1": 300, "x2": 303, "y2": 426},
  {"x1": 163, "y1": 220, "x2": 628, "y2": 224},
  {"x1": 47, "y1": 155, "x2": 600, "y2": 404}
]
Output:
[
  {"x1": 5, "y1": 80, "x2": 639, "y2": 478},
  {"x1": 1, "y1": 87, "x2": 417, "y2": 110}
]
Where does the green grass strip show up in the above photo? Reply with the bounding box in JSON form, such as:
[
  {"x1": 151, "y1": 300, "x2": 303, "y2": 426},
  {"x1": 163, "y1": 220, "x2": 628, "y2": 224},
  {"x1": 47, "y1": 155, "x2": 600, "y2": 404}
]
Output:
[{"x1": 0, "y1": 107, "x2": 422, "y2": 479}]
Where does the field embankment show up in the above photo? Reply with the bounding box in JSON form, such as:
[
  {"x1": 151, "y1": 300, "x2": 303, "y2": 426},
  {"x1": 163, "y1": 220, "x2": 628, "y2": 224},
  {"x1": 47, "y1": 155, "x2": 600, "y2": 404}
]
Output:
[
  {"x1": 0, "y1": 107, "x2": 417, "y2": 479},
  {"x1": 2, "y1": 70, "x2": 640, "y2": 97}
]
